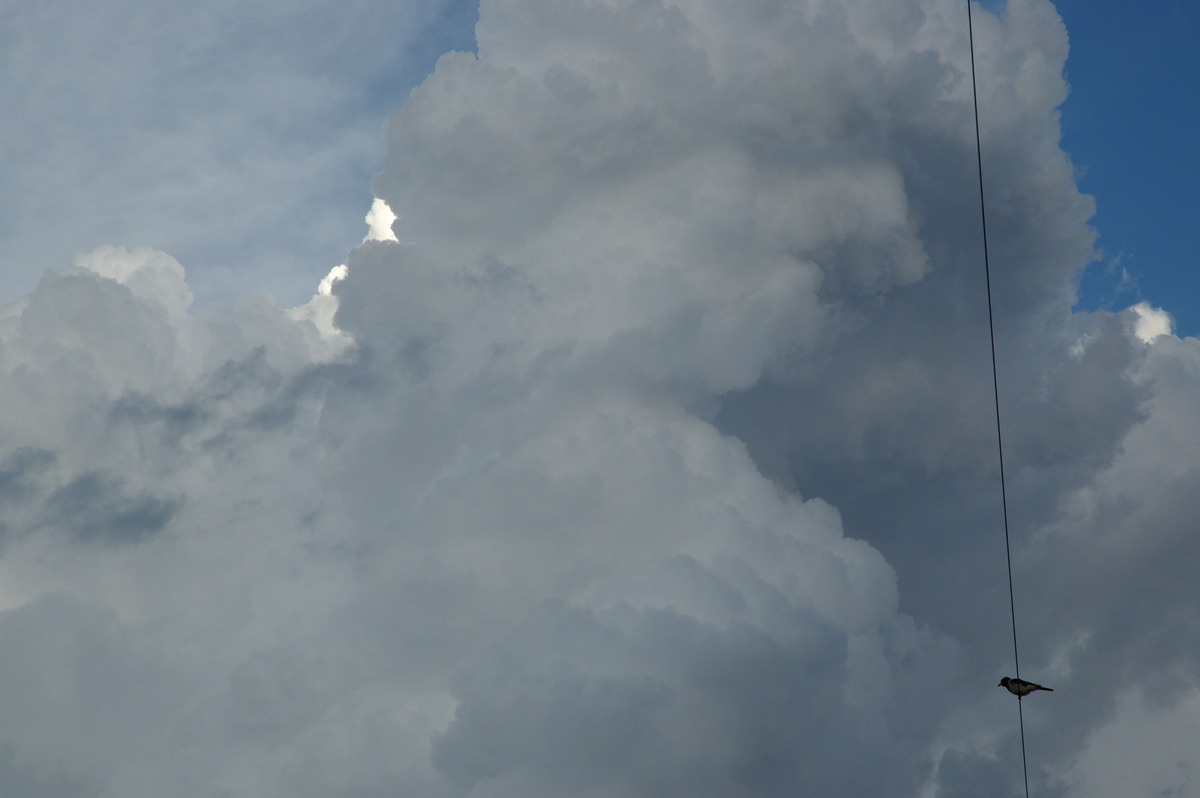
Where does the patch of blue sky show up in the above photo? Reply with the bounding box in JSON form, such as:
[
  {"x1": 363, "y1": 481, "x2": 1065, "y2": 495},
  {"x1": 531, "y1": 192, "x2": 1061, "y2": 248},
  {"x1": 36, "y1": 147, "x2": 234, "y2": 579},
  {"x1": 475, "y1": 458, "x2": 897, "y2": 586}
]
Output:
[{"x1": 1055, "y1": 0, "x2": 1200, "y2": 336}]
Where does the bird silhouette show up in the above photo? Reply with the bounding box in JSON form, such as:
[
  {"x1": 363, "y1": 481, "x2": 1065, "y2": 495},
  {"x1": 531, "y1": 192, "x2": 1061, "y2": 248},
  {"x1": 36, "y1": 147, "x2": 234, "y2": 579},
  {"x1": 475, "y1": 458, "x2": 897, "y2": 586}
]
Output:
[{"x1": 998, "y1": 677, "x2": 1053, "y2": 698}]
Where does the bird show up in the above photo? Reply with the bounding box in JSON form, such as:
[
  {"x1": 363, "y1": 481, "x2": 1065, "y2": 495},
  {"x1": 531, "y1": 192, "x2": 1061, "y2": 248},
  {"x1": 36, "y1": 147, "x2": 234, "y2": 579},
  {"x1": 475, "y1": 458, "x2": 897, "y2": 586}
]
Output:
[{"x1": 998, "y1": 677, "x2": 1053, "y2": 698}]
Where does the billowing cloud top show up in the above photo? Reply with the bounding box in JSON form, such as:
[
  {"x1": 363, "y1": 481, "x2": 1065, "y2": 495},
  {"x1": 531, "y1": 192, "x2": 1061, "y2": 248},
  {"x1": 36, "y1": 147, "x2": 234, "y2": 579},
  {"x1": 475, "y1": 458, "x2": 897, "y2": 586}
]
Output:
[{"x1": 1, "y1": 1, "x2": 1199, "y2": 797}]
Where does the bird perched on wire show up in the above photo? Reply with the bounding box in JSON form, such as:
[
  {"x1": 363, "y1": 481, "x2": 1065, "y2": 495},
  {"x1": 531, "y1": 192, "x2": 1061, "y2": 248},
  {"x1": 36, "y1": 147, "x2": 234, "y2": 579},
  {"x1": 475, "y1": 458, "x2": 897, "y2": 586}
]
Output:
[{"x1": 998, "y1": 677, "x2": 1053, "y2": 698}]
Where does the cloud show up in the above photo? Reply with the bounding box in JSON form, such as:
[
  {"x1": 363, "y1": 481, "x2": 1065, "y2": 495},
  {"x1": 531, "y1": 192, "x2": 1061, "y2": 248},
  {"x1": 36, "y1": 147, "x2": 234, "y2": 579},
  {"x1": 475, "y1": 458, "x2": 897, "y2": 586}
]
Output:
[
  {"x1": 2, "y1": 0, "x2": 1200, "y2": 796},
  {"x1": 1064, "y1": 687, "x2": 1200, "y2": 798},
  {"x1": 1130, "y1": 301, "x2": 1173, "y2": 342},
  {"x1": 364, "y1": 199, "x2": 400, "y2": 243},
  {"x1": 44, "y1": 470, "x2": 183, "y2": 545},
  {"x1": 0, "y1": 0, "x2": 469, "y2": 311}
]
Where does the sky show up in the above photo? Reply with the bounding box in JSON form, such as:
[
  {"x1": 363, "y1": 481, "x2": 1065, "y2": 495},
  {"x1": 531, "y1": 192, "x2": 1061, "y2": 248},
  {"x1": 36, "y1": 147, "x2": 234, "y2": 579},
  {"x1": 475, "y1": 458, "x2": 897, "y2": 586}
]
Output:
[
  {"x1": 0, "y1": 0, "x2": 478, "y2": 311},
  {"x1": 1, "y1": 1, "x2": 1200, "y2": 797},
  {"x1": 2, "y1": 0, "x2": 1194, "y2": 329},
  {"x1": 1054, "y1": 0, "x2": 1200, "y2": 335}
]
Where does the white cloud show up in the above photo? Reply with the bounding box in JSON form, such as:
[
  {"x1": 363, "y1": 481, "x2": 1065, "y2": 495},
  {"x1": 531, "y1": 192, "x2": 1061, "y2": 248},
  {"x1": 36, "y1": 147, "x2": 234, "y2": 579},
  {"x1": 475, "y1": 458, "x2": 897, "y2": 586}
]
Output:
[
  {"x1": 1130, "y1": 300, "x2": 1173, "y2": 342},
  {"x1": 364, "y1": 198, "x2": 400, "y2": 243},
  {"x1": 290, "y1": 264, "x2": 353, "y2": 359}
]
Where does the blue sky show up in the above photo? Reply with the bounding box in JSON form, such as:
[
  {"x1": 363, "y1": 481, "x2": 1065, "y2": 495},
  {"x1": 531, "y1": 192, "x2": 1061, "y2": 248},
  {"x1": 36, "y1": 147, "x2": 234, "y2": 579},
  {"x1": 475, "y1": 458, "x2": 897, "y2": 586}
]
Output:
[{"x1": 1057, "y1": 0, "x2": 1200, "y2": 335}]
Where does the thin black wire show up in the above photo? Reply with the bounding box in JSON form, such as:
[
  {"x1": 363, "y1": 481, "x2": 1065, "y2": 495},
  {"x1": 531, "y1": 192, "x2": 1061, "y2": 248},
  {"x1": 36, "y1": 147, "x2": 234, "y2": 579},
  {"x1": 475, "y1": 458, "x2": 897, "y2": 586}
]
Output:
[{"x1": 965, "y1": 3, "x2": 1030, "y2": 797}]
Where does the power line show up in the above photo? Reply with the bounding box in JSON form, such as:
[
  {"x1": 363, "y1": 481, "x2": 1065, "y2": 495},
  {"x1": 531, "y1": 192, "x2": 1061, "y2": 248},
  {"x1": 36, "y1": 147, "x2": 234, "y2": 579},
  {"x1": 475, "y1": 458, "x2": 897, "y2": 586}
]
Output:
[{"x1": 965, "y1": 2, "x2": 1030, "y2": 797}]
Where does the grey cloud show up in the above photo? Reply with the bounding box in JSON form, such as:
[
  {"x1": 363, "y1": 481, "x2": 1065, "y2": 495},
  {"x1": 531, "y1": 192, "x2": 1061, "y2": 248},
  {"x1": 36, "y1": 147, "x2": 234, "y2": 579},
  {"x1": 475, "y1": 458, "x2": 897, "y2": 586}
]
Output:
[
  {"x1": 0, "y1": 448, "x2": 56, "y2": 503},
  {"x1": 0, "y1": 594, "x2": 188, "y2": 792},
  {"x1": 1, "y1": 0, "x2": 1199, "y2": 796},
  {"x1": 228, "y1": 647, "x2": 336, "y2": 740},
  {"x1": 432, "y1": 581, "x2": 953, "y2": 798},
  {"x1": 0, "y1": 744, "x2": 94, "y2": 798},
  {"x1": 108, "y1": 393, "x2": 210, "y2": 447},
  {"x1": 429, "y1": 599, "x2": 849, "y2": 798},
  {"x1": 343, "y1": 0, "x2": 1193, "y2": 794},
  {"x1": 1004, "y1": 333, "x2": 1200, "y2": 761},
  {"x1": 44, "y1": 471, "x2": 182, "y2": 545},
  {"x1": 0, "y1": 449, "x2": 57, "y2": 545}
]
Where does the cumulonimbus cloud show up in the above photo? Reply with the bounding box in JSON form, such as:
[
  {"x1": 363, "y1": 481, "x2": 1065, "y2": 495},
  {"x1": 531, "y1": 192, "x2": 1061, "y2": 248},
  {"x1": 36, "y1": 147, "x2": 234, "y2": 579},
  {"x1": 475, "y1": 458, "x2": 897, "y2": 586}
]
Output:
[{"x1": 0, "y1": 1, "x2": 1198, "y2": 796}]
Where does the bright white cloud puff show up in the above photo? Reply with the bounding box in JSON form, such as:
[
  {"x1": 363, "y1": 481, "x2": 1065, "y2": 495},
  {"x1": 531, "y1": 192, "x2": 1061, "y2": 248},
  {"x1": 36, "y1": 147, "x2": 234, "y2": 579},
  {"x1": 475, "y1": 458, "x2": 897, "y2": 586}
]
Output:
[{"x1": 1, "y1": 1, "x2": 1199, "y2": 796}]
